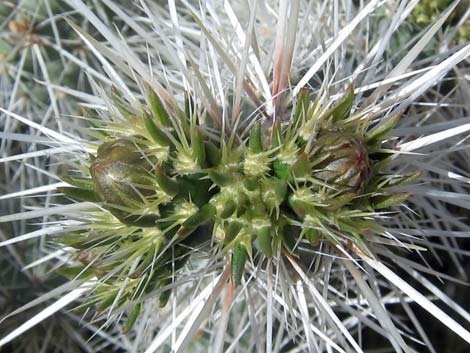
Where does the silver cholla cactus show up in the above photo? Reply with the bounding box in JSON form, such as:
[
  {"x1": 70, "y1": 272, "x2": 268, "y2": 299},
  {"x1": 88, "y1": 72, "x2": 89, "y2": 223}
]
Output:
[{"x1": 56, "y1": 83, "x2": 413, "y2": 329}]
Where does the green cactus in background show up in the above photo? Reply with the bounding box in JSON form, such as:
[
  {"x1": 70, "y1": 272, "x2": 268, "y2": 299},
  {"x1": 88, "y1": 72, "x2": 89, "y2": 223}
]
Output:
[{"x1": 411, "y1": 0, "x2": 470, "y2": 43}]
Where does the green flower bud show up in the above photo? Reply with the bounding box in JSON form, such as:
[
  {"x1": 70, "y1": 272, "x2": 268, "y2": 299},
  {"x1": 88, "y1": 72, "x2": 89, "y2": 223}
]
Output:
[{"x1": 90, "y1": 137, "x2": 157, "y2": 224}]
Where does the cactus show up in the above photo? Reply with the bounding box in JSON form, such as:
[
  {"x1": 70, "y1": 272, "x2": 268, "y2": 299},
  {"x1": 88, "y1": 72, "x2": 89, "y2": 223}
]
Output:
[
  {"x1": 55, "y1": 81, "x2": 415, "y2": 330},
  {"x1": 1, "y1": 1, "x2": 470, "y2": 352}
]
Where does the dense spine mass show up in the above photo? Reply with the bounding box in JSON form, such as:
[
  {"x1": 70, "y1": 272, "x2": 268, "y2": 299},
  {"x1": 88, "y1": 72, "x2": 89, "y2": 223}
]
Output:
[{"x1": 57, "y1": 83, "x2": 413, "y2": 328}]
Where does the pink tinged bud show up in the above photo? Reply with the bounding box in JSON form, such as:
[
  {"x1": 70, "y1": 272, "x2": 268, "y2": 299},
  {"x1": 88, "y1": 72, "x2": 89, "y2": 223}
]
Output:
[{"x1": 313, "y1": 131, "x2": 371, "y2": 191}]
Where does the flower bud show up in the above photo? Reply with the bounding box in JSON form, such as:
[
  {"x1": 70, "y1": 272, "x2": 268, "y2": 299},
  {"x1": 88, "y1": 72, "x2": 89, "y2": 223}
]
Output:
[
  {"x1": 313, "y1": 131, "x2": 370, "y2": 191},
  {"x1": 90, "y1": 138, "x2": 156, "y2": 223}
]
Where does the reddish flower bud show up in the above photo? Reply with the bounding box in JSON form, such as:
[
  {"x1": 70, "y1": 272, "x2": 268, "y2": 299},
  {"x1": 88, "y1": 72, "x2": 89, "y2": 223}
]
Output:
[{"x1": 313, "y1": 131, "x2": 371, "y2": 191}]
